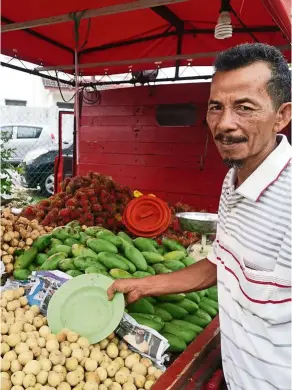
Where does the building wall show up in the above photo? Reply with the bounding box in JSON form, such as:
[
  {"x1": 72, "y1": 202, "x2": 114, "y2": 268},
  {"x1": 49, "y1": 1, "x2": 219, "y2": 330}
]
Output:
[
  {"x1": 0, "y1": 64, "x2": 74, "y2": 108},
  {"x1": 78, "y1": 83, "x2": 227, "y2": 212}
]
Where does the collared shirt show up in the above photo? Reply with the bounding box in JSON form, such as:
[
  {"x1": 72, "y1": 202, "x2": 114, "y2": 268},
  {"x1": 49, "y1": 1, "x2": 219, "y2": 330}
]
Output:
[{"x1": 208, "y1": 135, "x2": 292, "y2": 390}]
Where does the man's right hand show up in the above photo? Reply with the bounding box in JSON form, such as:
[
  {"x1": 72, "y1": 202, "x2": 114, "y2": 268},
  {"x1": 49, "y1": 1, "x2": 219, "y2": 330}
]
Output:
[
  {"x1": 107, "y1": 259, "x2": 217, "y2": 305},
  {"x1": 107, "y1": 278, "x2": 147, "y2": 304}
]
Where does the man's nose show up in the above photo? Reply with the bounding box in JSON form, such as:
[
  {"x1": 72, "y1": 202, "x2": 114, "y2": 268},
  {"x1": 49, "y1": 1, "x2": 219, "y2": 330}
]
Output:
[{"x1": 216, "y1": 108, "x2": 238, "y2": 132}]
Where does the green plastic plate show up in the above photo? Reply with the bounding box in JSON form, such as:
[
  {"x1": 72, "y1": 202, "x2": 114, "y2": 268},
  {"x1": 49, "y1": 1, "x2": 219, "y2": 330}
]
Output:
[{"x1": 47, "y1": 274, "x2": 124, "y2": 344}]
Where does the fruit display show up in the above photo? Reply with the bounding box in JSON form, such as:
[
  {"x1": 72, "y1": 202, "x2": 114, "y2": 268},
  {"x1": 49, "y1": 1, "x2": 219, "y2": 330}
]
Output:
[
  {"x1": 126, "y1": 286, "x2": 218, "y2": 354},
  {"x1": 11, "y1": 222, "x2": 194, "y2": 280},
  {"x1": 0, "y1": 208, "x2": 53, "y2": 275},
  {"x1": 11, "y1": 222, "x2": 218, "y2": 352},
  {"x1": 0, "y1": 287, "x2": 163, "y2": 390},
  {"x1": 22, "y1": 173, "x2": 133, "y2": 230}
]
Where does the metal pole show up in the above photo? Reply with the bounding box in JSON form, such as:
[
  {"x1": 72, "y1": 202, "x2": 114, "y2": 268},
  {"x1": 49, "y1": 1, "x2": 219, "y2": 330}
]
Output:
[{"x1": 73, "y1": 48, "x2": 80, "y2": 177}]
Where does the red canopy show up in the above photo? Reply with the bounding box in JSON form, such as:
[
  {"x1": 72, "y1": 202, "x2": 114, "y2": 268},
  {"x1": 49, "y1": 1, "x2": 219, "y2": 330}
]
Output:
[{"x1": 1, "y1": 0, "x2": 291, "y2": 76}]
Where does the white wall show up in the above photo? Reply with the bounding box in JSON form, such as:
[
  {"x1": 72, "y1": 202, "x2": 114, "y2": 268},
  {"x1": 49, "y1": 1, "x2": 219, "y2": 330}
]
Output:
[{"x1": 0, "y1": 56, "x2": 75, "y2": 108}]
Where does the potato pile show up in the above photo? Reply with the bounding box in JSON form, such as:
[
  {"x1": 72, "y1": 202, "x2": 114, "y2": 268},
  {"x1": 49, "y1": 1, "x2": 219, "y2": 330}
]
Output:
[
  {"x1": 0, "y1": 208, "x2": 53, "y2": 274},
  {"x1": 0, "y1": 288, "x2": 163, "y2": 390}
]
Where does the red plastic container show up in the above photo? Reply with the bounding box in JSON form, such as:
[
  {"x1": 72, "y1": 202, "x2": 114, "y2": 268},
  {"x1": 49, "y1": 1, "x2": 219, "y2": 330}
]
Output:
[{"x1": 123, "y1": 195, "x2": 172, "y2": 237}]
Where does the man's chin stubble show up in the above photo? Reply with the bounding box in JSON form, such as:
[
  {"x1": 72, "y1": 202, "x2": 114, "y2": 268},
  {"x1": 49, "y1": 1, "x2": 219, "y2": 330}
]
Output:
[{"x1": 223, "y1": 158, "x2": 244, "y2": 169}]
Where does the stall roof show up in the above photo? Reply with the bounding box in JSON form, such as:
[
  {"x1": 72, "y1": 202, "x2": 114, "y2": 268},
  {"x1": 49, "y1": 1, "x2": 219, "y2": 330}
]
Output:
[{"x1": 1, "y1": 0, "x2": 291, "y2": 76}]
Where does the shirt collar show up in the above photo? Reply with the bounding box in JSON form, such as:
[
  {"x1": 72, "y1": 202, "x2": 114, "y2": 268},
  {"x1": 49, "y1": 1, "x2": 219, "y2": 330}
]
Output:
[{"x1": 229, "y1": 135, "x2": 291, "y2": 202}]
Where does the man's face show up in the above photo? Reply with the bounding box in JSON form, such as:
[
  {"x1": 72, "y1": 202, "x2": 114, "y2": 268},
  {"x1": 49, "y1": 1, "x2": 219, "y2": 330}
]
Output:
[
  {"x1": 135, "y1": 331, "x2": 145, "y2": 344},
  {"x1": 206, "y1": 62, "x2": 286, "y2": 168}
]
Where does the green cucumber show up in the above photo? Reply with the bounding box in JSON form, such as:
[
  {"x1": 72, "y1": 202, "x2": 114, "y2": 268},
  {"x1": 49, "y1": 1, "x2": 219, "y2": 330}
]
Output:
[
  {"x1": 152, "y1": 264, "x2": 171, "y2": 274},
  {"x1": 156, "y1": 303, "x2": 188, "y2": 319},
  {"x1": 200, "y1": 297, "x2": 219, "y2": 310},
  {"x1": 129, "y1": 313, "x2": 164, "y2": 324},
  {"x1": 156, "y1": 294, "x2": 186, "y2": 303},
  {"x1": 96, "y1": 231, "x2": 123, "y2": 248},
  {"x1": 87, "y1": 238, "x2": 118, "y2": 254},
  {"x1": 144, "y1": 297, "x2": 156, "y2": 305},
  {"x1": 163, "y1": 260, "x2": 185, "y2": 271},
  {"x1": 171, "y1": 319, "x2": 203, "y2": 334},
  {"x1": 185, "y1": 292, "x2": 201, "y2": 304},
  {"x1": 97, "y1": 252, "x2": 129, "y2": 271},
  {"x1": 176, "y1": 299, "x2": 199, "y2": 313},
  {"x1": 13, "y1": 269, "x2": 31, "y2": 280},
  {"x1": 163, "y1": 251, "x2": 186, "y2": 261},
  {"x1": 73, "y1": 256, "x2": 106, "y2": 271},
  {"x1": 85, "y1": 267, "x2": 110, "y2": 277},
  {"x1": 194, "y1": 309, "x2": 213, "y2": 322},
  {"x1": 47, "y1": 245, "x2": 71, "y2": 257},
  {"x1": 181, "y1": 256, "x2": 196, "y2": 267},
  {"x1": 184, "y1": 314, "x2": 211, "y2": 328},
  {"x1": 40, "y1": 253, "x2": 67, "y2": 271},
  {"x1": 146, "y1": 266, "x2": 155, "y2": 275},
  {"x1": 115, "y1": 254, "x2": 136, "y2": 273},
  {"x1": 162, "y1": 238, "x2": 187, "y2": 253},
  {"x1": 130, "y1": 314, "x2": 164, "y2": 332},
  {"x1": 64, "y1": 238, "x2": 80, "y2": 247},
  {"x1": 198, "y1": 302, "x2": 218, "y2": 317},
  {"x1": 110, "y1": 269, "x2": 132, "y2": 279},
  {"x1": 66, "y1": 270, "x2": 83, "y2": 277},
  {"x1": 49, "y1": 238, "x2": 63, "y2": 248},
  {"x1": 133, "y1": 271, "x2": 152, "y2": 278},
  {"x1": 14, "y1": 247, "x2": 38, "y2": 270},
  {"x1": 127, "y1": 298, "x2": 155, "y2": 315},
  {"x1": 162, "y1": 323, "x2": 196, "y2": 344},
  {"x1": 32, "y1": 234, "x2": 52, "y2": 252},
  {"x1": 59, "y1": 258, "x2": 78, "y2": 272},
  {"x1": 161, "y1": 333, "x2": 187, "y2": 353},
  {"x1": 154, "y1": 307, "x2": 173, "y2": 322},
  {"x1": 141, "y1": 252, "x2": 164, "y2": 265},
  {"x1": 36, "y1": 253, "x2": 49, "y2": 266},
  {"x1": 124, "y1": 246, "x2": 148, "y2": 271},
  {"x1": 117, "y1": 232, "x2": 133, "y2": 245},
  {"x1": 133, "y1": 238, "x2": 157, "y2": 253}
]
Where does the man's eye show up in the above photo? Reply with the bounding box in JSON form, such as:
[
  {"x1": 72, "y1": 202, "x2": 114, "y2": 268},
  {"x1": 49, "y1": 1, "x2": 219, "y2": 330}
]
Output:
[
  {"x1": 209, "y1": 105, "x2": 220, "y2": 111},
  {"x1": 238, "y1": 105, "x2": 252, "y2": 111}
]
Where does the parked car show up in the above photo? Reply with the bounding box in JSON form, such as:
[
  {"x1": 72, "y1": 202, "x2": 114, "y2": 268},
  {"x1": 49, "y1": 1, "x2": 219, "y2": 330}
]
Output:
[
  {"x1": 0, "y1": 124, "x2": 57, "y2": 165},
  {"x1": 22, "y1": 144, "x2": 73, "y2": 196}
]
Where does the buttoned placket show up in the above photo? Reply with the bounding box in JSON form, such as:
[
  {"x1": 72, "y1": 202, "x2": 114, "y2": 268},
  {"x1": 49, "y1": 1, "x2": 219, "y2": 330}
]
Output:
[{"x1": 224, "y1": 186, "x2": 242, "y2": 235}]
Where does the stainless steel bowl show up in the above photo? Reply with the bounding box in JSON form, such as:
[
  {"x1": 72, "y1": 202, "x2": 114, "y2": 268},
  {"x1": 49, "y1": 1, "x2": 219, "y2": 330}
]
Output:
[{"x1": 176, "y1": 212, "x2": 218, "y2": 234}]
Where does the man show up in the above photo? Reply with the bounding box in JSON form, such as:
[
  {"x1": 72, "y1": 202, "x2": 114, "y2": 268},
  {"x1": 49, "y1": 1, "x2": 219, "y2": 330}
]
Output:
[
  {"x1": 124, "y1": 328, "x2": 149, "y2": 354},
  {"x1": 108, "y1": 43, "x2": 292, "y2": 389}
]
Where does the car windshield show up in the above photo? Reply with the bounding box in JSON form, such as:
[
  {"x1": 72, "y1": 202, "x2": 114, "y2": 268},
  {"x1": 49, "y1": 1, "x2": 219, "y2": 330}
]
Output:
[{"x1": 1, "y1": 126, "x2": 13, "y2": 140}]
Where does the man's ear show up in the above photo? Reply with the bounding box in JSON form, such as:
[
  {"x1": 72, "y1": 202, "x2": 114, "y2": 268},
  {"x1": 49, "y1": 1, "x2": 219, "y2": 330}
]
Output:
[{"x1": 274, "y1": 102, "x2": 292, "y2": 134}]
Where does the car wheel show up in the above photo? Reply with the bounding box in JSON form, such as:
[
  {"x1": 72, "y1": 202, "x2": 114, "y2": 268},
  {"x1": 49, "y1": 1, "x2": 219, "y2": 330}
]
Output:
[{"x1": 40, "y1": 173, "x2": 55, "y2": 197}]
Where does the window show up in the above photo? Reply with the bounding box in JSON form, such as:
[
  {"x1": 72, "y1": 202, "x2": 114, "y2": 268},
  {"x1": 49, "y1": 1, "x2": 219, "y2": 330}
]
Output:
[
  {"x1": 156, "y1": 103, "x2": 196, "y2": 127},
  {"x1": 1, "y1": 126, "x2": 13, "y2": 139},
  {"x1": 5, "y1": 99, "x2": 27, "y2": 106},
  {"x1": 57, "y1": 102, "x2": 74, "y2": 110},
  {"x1": 17, "y1": 126, "x2": 42, "y2": 139}
]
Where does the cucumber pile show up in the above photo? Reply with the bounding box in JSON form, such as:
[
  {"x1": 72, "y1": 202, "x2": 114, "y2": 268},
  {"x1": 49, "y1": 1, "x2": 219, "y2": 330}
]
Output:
[
  {"x1": 12, "y1": 222, "x2": 195, "y2": 281},
  {"x1": 13, "y1": 221, "x2": 219, "y2": 355},
  {"x1": 126, "y1": 287, "x2": 218, "y2": 354}
]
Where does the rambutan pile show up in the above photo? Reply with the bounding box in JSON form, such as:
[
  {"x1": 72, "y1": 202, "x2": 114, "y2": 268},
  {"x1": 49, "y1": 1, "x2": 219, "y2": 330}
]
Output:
[
  {"x1": 22, "y1": 172, "x2": 133, "y2": 231},
  {"x1": 158, "y1": 202, "x2": 203, "y2": 247}
]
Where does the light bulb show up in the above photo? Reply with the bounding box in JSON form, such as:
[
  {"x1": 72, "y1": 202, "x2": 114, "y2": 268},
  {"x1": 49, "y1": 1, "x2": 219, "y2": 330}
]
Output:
[{"x1": 214, "y1": 11, "x2": 233, "y2": 40}]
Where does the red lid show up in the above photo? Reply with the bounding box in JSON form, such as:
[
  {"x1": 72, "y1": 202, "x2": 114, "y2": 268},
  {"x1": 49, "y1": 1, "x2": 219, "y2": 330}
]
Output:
[{"x1": 123, "y1": 195, "x2": 172, "y2": 237}]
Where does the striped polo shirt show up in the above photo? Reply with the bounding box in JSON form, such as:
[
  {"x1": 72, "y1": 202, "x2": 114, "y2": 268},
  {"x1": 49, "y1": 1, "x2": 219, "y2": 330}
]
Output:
[{"x1": 208, "y1": 134, "x2": 292, "y2": 390}]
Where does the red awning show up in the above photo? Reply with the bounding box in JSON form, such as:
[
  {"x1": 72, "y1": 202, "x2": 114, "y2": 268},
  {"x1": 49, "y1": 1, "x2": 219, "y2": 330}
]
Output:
[{"x1": 1, "y1": 0, "x2": 291, "y2": 76}]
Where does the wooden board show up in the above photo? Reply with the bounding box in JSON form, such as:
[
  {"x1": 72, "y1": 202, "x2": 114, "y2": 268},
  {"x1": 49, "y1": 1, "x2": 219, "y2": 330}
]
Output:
[{"x1": 77, "y1": 83, "x2": 227, "y2": 211}]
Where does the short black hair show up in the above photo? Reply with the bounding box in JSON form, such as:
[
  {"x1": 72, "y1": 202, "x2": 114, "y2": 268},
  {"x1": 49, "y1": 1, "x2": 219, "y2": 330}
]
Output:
[{"x1": 214, "y1": 43, "x2": 291, "y2": 109}]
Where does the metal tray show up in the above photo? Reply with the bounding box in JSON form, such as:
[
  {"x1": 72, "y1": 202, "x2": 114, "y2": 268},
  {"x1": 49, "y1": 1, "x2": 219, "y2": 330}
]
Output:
[{"x1": 176, "y1": 212, "x2": 218, "y2": 234}]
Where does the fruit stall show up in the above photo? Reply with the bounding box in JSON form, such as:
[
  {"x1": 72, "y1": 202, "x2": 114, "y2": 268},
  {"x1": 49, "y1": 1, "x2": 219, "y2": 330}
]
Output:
[
  {"x1": 1, "y1": 1, "x2": 291, "y2": 389},
  {"x1": 1, "y1": 172, "x2": 222, "y2": 390}
]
